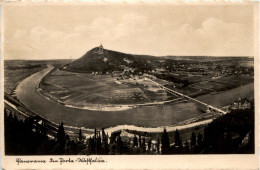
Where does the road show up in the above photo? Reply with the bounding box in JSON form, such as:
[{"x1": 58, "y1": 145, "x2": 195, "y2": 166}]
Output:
[{"x1": 4, "y1": 98, "x2": 58, "y2": 138}]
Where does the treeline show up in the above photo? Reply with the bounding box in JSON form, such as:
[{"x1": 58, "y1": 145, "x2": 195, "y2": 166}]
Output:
[
  {"x1": 160, "y1": 107, "x2": 254, "y2": 154},
  {"x1": 6, "y1": 64, "x2": 44, "y2": 70},
  {"x1": 4, "y1": 107, "x2": 254, "y2": 155},
  {"x1": 4, "y1": 110, "x2": 84, "y2": 155},
  {"x1": 5, "y1": 110, "x2": 49, "y2": 155}
]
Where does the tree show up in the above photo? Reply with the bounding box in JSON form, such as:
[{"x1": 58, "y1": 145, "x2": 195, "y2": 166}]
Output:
[
  {"x1": 197, "y1": 132, "x2": 203, "y2": 146},
  {"x1": 78, "y1": 129, "x2": 82, "y2": 142},
  {"x1": 247, "y1": 131, "x2": 254, "y2": 153},
  {"x1": 96, "y1": 132, "x2": 102, "y2": 154},
  {"x1": 88, "y1": 137, "x2": 94, "y2": 154},
  {"x1": 156, "y1": 138, "x2": 160, "y2": 153},
  {"x1": 142, "y1": 138, "x2": 146, "y2": 152},
  {"x1": 94, "y1": 128, "x2": 97, "y2": 140},
  {"x1": 191, "y1": 131, "x2": 196, "y2": 147},
  {"x1": 5, "y1": 111, "x2": 54, "y2": 155},
  {"x1": 40, "y1": 122, "x2": 47, "y2": 139},
  {"x1": 184, "y1": 141, "x2": 190, "y2": 153},
  {"x1": 133, "y1": 135, "x2": 138, "y2": 147},
  {"x1": 115, "y1": 136, "x2": 124, "y2": 154},
  {"x1": 174, "y1": 129, "x2": 182, "y2": 147},
  {"x1": 161, "y1": 128, "x2": 170, "y2": 154},
  {"x1": 101, "y1": 128, "x2": 109, "y2": 154},
  {"x1": 148, "y1": 139, "x2": 152, "y2": 152},
  {"x1": 65, "y1": 134, "x2": 71, "y2": 154},
  {"x1": 110, "y1": 134, "x2": 115, "y2": 145},
  {"x1": 56, "y1": 122, "x2": 66, "y2": 154},
  {"x1": 138, "y1": 133, "x2": 142, "y2": 147}
]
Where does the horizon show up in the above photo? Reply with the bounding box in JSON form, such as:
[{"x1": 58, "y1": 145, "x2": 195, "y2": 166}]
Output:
[
  {"x1": 3, "y1": 5, "x2": 255, "y2": 60},
  {"x1": 4, "y1": 46, "x2": 255, "y2": 61},
  {"x1": 4, "y1": 46, "x2": 254, "y2": 61}
]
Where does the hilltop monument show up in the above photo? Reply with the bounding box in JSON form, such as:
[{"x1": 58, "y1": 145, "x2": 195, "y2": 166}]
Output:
[
  {"x1": 98, "y1": 44, "x2": 104, "y2": 53},
  {"x1": 92, "y1": 44, "x2": 105, "y2": 54}
]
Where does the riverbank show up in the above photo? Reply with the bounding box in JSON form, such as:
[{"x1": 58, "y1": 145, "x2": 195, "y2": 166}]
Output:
[
  {"x1": 39, "y1": 89, "x2": 187, "y2": 112},
  {"x1": 14, "y1": 66, "x2": 254, "y2": 129},
  {"x1": 38, "y1": 67, "x2": 253, "y2": 113},
  {"x1": 8, "y1": 65, "x2": 253, "y2": 140},
  {"x1": 6, "y1": 92, "x2": 215, "y2": 139},
  {"x1": 38, "y1": 67, "x2": 177, "y2": 111}
]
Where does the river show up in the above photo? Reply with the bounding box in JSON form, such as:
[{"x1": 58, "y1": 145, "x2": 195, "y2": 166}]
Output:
[{"x1": 15, "y1": 67, "x2": 254, "y2": 129}]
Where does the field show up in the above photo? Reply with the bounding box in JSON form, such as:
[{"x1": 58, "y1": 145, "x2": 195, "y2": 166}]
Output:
[
  {"x1": 177, "y1": 74, "x2": 254, "y2": 97},
  {"x1": 5, "y1": 59, "x2": 254, "y2": 109},
  {"x1": 4, "y1": 61, "x2": 47, "y2": 94},
  {"x1": 4, "y1": 60, "x2": 71, "y2": 95},
  {"x1": 40, "y1": 69, "x2": 174, "y2": 106},
  {"x1": 5, "y1": 59, "x2": 254, "y2": 128}
]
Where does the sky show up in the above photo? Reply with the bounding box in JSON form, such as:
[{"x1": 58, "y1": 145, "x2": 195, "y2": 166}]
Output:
[{"x1": 3, "y1": 4, "x2": 255, "y2": 60}]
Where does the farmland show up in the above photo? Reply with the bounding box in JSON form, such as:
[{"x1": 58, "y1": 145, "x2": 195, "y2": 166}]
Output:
[
  {"x1": 5, "y1": 56, "x2": 254, "y2": 113},
  {"x1": 4, "y1": 60, "x2": 47, "y2": 94},
  {"x1": 4, "y1": 57, "x2": 254, "y2": 128},
  {"x1": 12, "y1": 65, "x2": 254, "y2": 128},
  {"x1": 40, "y1": 69, "x2": 173, "y2": 107},
  {"x1": 179, "y1": 74, "x2": 253, "y2": 97},
  {"x1": 4, "y1": 60, "x2": 71, "y2": 95}
]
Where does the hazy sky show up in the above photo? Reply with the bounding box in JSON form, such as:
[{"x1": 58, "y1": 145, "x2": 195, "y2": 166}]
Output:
[{"x1": 3, "y1": 4, "x2": 255, "y2": 60}]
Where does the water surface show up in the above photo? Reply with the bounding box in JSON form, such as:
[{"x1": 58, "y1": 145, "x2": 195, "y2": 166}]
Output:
[{"x1": 15, "y1": 67, "x2": 254, "y2": 128}]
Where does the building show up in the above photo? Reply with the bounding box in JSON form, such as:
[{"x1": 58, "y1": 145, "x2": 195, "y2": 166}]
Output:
[
  {"x1": 92, "y1": 44, "x2": 105, "y2": 55},
  {"x1": 98, "y1": 44, "x2": 104, "y2": 53},
  {"x1": 230, "y1": 98, "x2": 251, "y2": 110}
]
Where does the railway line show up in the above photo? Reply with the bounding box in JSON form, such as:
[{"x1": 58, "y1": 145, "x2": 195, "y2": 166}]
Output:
[
  {"x1": 4, "y1": 94, "x2": 93, "y2": 139},
  {"x1": 145, "y1": 78, "x2": 227, "y2": 115}
]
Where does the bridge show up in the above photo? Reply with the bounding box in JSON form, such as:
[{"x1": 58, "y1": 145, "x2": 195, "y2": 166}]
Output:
[{"x1": 145, "y1": 78, "x2": 227, "y2": 115}]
